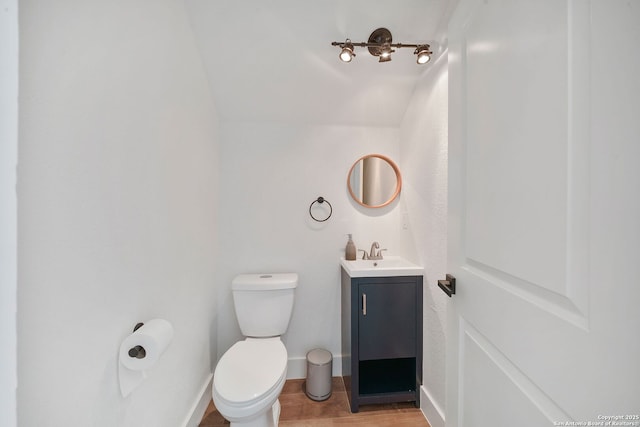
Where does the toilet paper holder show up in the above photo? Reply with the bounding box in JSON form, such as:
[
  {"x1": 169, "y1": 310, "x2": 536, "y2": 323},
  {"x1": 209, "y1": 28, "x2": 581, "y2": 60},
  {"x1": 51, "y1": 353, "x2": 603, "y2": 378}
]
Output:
[{"x1": 128, "y1": 322, "x2": 146, "y2": 359}]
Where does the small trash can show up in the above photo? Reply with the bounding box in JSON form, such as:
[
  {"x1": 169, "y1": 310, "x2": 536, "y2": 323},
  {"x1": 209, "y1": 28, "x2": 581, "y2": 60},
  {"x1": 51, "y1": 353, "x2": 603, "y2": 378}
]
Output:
[{"x1": 305, "y1": 348, "x2": 332, "y2": 401}]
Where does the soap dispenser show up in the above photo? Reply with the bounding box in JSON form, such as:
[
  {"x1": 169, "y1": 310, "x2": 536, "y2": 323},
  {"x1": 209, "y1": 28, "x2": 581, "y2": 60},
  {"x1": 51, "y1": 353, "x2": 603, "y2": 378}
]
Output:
[{"x1": 345, "y1": 234, "x2": 357, "y2": 261}]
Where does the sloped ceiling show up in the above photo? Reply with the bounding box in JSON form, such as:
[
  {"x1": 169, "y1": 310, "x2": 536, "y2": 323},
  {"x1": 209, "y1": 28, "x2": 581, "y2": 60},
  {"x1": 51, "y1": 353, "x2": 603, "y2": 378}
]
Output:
[{"x1": 185, "y1": 0, "x2": 449, "y2": 127}]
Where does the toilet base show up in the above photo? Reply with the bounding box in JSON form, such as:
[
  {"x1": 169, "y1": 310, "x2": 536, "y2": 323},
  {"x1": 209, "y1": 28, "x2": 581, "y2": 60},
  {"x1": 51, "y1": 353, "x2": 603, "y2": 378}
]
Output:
[{"x1": 229, "y1": 399, "x2": 281, "y2": 427}]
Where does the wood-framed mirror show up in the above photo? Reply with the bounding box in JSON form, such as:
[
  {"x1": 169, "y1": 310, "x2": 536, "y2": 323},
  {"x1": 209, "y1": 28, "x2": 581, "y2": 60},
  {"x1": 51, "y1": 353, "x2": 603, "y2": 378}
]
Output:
[{"x1": 347, "y1": 154, "x2": 402, "y2": 208}]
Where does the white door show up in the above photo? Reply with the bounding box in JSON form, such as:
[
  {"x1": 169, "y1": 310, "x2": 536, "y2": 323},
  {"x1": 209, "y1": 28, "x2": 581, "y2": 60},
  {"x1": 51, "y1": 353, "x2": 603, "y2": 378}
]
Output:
[{"x1": 447, "y1": 1, "x2": 640, "y2": 426}]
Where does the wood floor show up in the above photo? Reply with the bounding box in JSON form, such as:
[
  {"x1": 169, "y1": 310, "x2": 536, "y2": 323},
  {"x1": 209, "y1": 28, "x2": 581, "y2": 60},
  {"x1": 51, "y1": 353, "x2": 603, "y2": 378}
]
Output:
[{"x1": 199, "y1": 377, "x2": 430, "y2": 427}]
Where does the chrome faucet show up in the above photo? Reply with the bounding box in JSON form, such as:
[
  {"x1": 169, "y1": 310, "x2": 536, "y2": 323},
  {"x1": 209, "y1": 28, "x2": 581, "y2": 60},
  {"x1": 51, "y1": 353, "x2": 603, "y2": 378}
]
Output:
[
  {"x1": 369, "y1": 241, "x2": 380, "y2": 259},
  {"x1": 360, "y1": 241, "x2": 386, "y2": 260}
]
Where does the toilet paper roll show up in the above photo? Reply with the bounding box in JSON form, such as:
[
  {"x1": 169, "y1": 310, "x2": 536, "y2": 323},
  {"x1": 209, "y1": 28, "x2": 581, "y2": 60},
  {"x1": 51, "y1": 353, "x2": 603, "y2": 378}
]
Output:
[
  {"x1": 118, "y1": 362, "x2": 146, "y2": 398},
  {"x1": 119, "y1": 319, "x2": 174, "y2": 371}
]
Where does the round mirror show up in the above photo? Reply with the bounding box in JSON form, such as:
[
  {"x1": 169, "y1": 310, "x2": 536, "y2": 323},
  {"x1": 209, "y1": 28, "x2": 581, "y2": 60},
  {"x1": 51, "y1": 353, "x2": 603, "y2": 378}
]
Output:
[{"x1": 347, "y1": 154, "x2": 402, "y2": 208}]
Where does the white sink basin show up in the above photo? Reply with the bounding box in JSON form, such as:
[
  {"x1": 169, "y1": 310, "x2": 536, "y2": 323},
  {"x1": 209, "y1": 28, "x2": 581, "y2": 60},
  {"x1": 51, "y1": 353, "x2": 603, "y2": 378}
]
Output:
[{"x1": 341, "y1": 256, "x2": 424, "y2": 278}]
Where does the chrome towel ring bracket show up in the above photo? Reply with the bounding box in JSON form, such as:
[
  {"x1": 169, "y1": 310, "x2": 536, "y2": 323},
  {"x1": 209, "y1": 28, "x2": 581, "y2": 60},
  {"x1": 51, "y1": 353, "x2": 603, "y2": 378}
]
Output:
[{"x1": 309, "y1": 196, "x2": 333, "y2": 222}]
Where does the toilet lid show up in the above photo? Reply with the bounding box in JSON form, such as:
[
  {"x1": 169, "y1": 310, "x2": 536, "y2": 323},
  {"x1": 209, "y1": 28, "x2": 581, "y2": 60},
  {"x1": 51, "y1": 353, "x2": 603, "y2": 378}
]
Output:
[{"x1": 214, "y1": 338, "x2": 287, "y2": 405}]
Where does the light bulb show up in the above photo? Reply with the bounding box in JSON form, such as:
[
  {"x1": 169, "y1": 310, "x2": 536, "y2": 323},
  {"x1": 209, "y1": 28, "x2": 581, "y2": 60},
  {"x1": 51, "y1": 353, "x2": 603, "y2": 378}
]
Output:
[
  {"x1": 340, "y1": 47, "x2": 354, "y2": 62},
  {"x1": 415, "y1": 45, "x2": 432, "y2": 65},
  {"x1": 339, "y1": 41, "x2": 355, "y2": 63},
  {"x1": 417, "y1": 52, "x2": 430, "y2": 64}
]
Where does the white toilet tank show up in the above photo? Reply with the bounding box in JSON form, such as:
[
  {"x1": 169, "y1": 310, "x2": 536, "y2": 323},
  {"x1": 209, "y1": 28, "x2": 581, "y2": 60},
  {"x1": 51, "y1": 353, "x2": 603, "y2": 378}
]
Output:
[{"x1": 232, "y1": 273, "x2": 298, "y2": 337}]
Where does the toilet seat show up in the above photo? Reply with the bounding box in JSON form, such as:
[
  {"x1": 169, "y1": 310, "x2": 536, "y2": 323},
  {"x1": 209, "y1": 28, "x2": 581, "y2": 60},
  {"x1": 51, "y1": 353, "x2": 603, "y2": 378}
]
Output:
[{"x1": 214, "y1": 337, "x2": 288, "y2": 406}]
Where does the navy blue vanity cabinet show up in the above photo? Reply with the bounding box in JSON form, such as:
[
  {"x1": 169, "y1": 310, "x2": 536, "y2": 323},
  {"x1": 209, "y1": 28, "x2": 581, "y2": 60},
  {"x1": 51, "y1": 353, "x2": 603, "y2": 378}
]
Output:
[{"x1": 341, "y1": 268, "x2": 423, "y2": 413}]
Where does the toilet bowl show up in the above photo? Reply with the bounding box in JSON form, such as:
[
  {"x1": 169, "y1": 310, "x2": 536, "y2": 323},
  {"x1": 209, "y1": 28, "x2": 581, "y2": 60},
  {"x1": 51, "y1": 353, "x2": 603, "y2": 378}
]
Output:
[
  {"x1": 212, "y1": 273, "x2": 297, "y2": 427},
  {"x1": 213, "y1": 338, "x2": 288, "y2": 426}
]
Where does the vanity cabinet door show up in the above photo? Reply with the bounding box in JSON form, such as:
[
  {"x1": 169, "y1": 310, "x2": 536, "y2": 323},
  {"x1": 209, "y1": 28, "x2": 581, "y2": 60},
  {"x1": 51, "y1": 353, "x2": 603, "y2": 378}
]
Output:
[{"x1": 358, "y1": 280, "x2": 417, "y2": 360}]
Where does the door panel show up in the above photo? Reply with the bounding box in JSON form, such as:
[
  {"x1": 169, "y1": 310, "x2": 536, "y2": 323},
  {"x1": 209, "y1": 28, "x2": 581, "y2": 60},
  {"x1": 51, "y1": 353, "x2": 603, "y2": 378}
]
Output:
[
  {"x1": 461, "y1": 320, "x2": 572, "y2": 426},
  {"x1": 463, "y1": 326, "x2": 558, "y2": 426},
  {"x1": 447, "y1": 1, "x2": 640, "y2": 426},
  {"x1": 460, "y1": 0, "x2": 589, "y2": 319},
  {"x1": 359, "y1": 281, "x2": 416, "y2": 360},
  {"x1": 464, "y1": 0, "x2": 570, "y2": 296}
]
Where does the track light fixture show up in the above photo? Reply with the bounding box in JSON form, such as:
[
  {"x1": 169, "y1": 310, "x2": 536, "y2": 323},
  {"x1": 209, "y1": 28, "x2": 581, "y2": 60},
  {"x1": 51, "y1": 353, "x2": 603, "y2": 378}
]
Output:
[
  {"x1": 339, "y1": 39, "x2": 356, "y2": 62},
  {"x1": 331, "y1": 28, "x2": 431, "y2": 64},
  {"x1": 415, "y1": 45, "x2": 433, "y2": 64}
]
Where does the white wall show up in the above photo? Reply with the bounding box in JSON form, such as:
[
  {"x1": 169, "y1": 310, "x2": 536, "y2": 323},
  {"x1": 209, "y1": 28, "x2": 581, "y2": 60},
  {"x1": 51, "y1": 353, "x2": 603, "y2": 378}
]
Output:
[
  {"x1": 18, "y1": 1, "x2": 220, "y2": 426},
  {"x1": 399, "y1": 54, "x2": 448, "y2": 427},
  {"x1": 1, "y1": 1, "x2": 18, "y2": 426},
  {"x1": 216, "y1": 121, "x2": 410, "y2": 376}
]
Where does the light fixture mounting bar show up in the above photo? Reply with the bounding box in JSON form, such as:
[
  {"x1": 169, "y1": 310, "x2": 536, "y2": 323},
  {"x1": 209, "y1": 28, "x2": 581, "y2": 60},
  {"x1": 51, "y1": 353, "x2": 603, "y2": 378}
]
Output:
[{"x1": 331, "y1": 41, "x2": 422, "y2": 49}]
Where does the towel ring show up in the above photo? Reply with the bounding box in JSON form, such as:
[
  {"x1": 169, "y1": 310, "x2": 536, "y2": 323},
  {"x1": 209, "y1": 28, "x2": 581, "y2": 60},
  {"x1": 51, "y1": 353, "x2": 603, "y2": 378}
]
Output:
[{"x1": 309, "y1": 197, "x2": 332, "y2": 222}]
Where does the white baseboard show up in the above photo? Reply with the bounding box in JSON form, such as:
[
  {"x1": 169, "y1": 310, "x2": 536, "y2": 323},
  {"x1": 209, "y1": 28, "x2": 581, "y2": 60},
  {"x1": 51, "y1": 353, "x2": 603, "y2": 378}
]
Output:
[
  {"x1": 180, "y1": 372, "x2": 213, "y2": 427},
  {"x1": 420, "y1": 385, "x2": 445, "y2": 427},
  {"x1": 286, "y1": 355, "x2": 343, "y2": 379}
]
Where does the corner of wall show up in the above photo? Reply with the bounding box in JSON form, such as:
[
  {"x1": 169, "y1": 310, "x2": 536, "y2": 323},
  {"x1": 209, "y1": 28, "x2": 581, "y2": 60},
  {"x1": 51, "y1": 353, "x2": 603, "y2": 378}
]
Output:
[{"x1": 399, "y1": 45, "x2": 449, "y2": 427}]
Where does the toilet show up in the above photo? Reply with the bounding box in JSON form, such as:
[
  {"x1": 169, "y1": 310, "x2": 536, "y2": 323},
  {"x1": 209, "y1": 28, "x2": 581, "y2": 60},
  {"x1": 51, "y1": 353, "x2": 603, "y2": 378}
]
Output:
[{"x1": 212, "y1": 273, "x2": 298, "y2": 427}]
